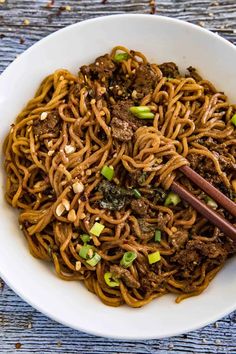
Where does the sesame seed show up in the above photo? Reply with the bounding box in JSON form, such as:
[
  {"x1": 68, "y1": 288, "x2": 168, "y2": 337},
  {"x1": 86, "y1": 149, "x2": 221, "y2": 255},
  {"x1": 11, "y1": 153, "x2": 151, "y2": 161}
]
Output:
[
  {"x1": 65, "y1": 5, "x2": 71, "y2": 11},
  {"x1": 86, "y1": 169, "x2": 92, "y2": 176},
  {"x1": 40, "y1": 112, "x2": 48, "y2": 120},
  {"x1": 202, "y1": 338, "x2": 207, "y2": 343},
  {"x1": 23, "y1": 19, "x2": 30, "y2": 26},
  {"x1": 208, "y1": 12, "x2": 214, "y2": 17},
  {"x1": 214, "y1": 322, "x2": 219, "y2": 328},
  {"x1": 19, "y1": 224, "x2": 23, "y2": 230},
  {"x1": 198, "y1": 21, "x2": 205, "y2": 27},
  {"x1": 215, "y1": 339, "x2": 221, "y2": 345},
  {"x1": 90, "y1": 99, "x2": 96, "y2": 105},
  {"x1": 75, "y1": 261, "x2": 81, "y2": 271},
  {"x1": 48, "y1": 150, "x2": 54, "y2": 156}
]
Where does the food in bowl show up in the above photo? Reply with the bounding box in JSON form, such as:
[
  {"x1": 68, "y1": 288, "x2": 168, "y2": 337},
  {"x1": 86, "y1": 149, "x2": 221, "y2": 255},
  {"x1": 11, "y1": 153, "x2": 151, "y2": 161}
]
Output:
[{"x1": 3, "y1": 46, "x2": 236, "y2": 308}]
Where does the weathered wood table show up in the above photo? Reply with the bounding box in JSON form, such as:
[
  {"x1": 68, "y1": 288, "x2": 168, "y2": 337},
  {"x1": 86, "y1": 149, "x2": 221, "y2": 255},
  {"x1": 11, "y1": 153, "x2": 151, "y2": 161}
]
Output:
[{"x1": 0, "y1": 1, "x2": 236, "y2": 353}]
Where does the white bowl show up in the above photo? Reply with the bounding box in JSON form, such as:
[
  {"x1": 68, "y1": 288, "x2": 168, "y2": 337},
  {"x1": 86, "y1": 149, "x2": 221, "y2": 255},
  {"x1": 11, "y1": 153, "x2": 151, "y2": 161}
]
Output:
[{"x1": 0, "y1": 14, "x2": 236, "y2": 340}]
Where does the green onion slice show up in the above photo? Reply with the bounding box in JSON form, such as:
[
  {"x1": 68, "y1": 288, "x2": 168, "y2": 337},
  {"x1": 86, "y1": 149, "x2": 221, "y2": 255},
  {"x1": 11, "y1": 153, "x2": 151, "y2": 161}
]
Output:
[
  {"x1": 104, "y1": 272, "x2": 120, "y2": 287},
  {"x1": 155, "y1": 229, "x2": 161, "y2": 242},
  {"x1": 90, "y1": 222, "x2": 105, "y2": 236},
  {"x1": 130, "y1": 106, "x2": 154, "y2": 119},
  {"x1": 231, "y1": 114, "x2": 236, "y2": 126},
  {"x1": 86, "y1": 252, "x2": 101, "y2": 267},
  {"x1": 120, "y1": 251, "x2": 137, "y2": 268},
  {"x1": 101, "y1": 165, "x2": 114, "y2": 181},
  {"x1": 114, "y1": 52, "x2": 130, "y2": 62},
  {"x1": 205, "y1": 196, "x2": 218, "y2": 209},
  {"x1": 133, "y1": 188, "x2": 142, "y2": 199},
  {"x1": 80, "y1": 234, "x2": 91, "y2": 244},
  {"x1": 148, "y1": 251, "x2": 161, "y2": 264},
  {"x1": 79, "y1": 245, "x2": 93, "y2": 259},
  {"x1": 164, "y1": 192, "x2": 181, "y2": 206}
]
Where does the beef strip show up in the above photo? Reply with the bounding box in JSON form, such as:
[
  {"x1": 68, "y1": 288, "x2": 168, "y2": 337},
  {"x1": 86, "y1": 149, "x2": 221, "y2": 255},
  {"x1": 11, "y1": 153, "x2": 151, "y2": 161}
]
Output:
[
  {"x1": 33, "y1": 110, "x2": 61, "y2": 136},
  {"x1": 112, "y1": 99, "x2": 144, "y2": 131},
  {"x1": 80, "y1": 54, "x2": 116, "y2": 84},
  {"x1": 110, "y1": 264, "x2": 140, "y2": 288},
  {"x1": 130, "y1": 199, "x2": 149, "y2": 216},
  {"x1": 187, "y1": 240, "x2": 227, "y2": 259},
  {"x1": 133, "y1": 63, "x2": 158, "y2": 97},
  {"x1": 156, "y1": 212, "x2": 170, "y2": 230},
  {"x1": 158, "y1": 62, "x2": 180, "y2": 78},
  {"x1": 138, "y1": 219, "x2": 155, "y2": 238},
  {"x1": 187, "y1": 66, "x2": 203, "y2": 82},
  {"x1": 172, "y1": 249, "x2": 200, "y2": 270},
  {"x1": 141, "y1": 271, "x2": 165, "y2": 291},
  {"x1": 110, "y1": 117, "x2": 133, "y2": 142},
  {"x1": 170, "y1": 229, "x2": 189, "y2": 249}
]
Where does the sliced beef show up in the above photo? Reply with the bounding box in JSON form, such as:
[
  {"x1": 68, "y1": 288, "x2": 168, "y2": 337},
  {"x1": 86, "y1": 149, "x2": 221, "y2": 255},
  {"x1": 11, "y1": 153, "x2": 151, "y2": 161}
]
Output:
[
  {"x1": 156, "y1": 212, "x2": 170, "y2": 230},
  {"x1": 187, "y1": 240, "x2": 227, "y2": 259},
  {"x1": 187, "y1": 66, "x2": 203, "y2": 82},
  {"x1": 111, "y1": 117, "x2": 133, "y2": 142},
  {"x1": 158, "y1": 62, "x2": 180, "y2": 78},
  {"x1": 138, "y1": 219, "x2": 155, "y2": 238},
  {"x1": 172, "y1": 249, "x2": 200, "y2": 269},
  {"x1": 133, "y1": 63, "x2": 158, "y2": 97},
  {"x1": 80, "y1": 54, "x2": 116, "y2": 84},
  {"x1": 141, "y1": 271, "x2": 165, "y2": 291},
  {"x1": 171, "y1": 229, "x2": 189, "y2": 249},
  {"x1": 110, "y1": 264, "x2": 140, "y2": 288},
  {"x1": 217, "y1": 153, "x2": 236, "y2": 173},
  {"x1": 112, "y1": 99, "x2": 144, "y2": 131},
  {"x1": 33, "y1": 110, "x2": 61, "y2": 136},
  {"x1": 130, "y1": 199, "x2": 149, "y2": 216}
]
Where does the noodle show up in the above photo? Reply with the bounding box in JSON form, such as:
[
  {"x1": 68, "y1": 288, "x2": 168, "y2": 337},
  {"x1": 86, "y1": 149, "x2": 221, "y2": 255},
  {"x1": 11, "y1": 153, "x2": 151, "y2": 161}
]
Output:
[{"x1": 3, "y1": 47, "x2": 236, "y2": 307}]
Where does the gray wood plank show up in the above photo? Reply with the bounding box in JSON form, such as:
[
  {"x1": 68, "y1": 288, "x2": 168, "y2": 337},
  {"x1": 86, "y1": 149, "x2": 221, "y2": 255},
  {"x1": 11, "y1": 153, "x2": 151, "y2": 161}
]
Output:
[{"x1": 0, "y1": 0, "x2": 236, "y2": 353}]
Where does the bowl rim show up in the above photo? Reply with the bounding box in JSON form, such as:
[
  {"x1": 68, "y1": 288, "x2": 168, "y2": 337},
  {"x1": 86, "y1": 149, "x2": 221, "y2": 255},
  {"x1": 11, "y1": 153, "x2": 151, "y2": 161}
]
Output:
[{"x1": 0, "y1": 14, "x2": 236, "y2": 340}]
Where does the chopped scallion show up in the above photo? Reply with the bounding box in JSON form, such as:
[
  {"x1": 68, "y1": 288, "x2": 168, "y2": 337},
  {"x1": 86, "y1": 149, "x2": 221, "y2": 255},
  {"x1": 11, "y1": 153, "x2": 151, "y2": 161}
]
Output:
[
  {"x1": 205, "y1": 196, "x2": 218, "y2": 209},
  {"x1": 101, "y1": 165, "x2": 114, "y2": 181},
  {"x1": 231, "y1": 114, "x2": 236, "y2": 126},
  {"x1": 80, "y1": 234, "x2": 91, "y2": 244},
  {"x1": 79, "y1": 245, "x2": 93, "y2": 259},
  {"x1": 133, "y1": 188, "x2": 142, "y2": 199},
  {"x1": 148, "y1": 251, "x2": 161, "y2": 264},
  {"x1": 114, "y1": 52, "x2": 130, "y2": 62},
  {"x1": 120, "y1": 251, "x2": 137, "y2": 268},
  {"x1": 155, "y1": 229, "x2": 161, "y2": 242},
  {"x1": 164, "y1": 192, "x2": 181, "y2": 206},
  {"x1": 104, "y1": 272, "x2": 120, "y2": 287},
  {"x1": 130, "y1": 106, "x2": 154, "y2": 119},
  {"x1": 90, "y1": 222, "x2": 105, "y2": 236},
  {"x1": 86, "y1": 252, "x2": 101, "y2": 267}
]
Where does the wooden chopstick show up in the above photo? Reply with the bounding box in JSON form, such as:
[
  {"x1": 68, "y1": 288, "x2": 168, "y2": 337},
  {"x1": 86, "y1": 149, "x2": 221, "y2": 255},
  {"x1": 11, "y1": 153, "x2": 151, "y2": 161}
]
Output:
[
  {"x1": 180, "y1": 165, "x2": 236, "y2": 217},
  {"x1": 171, "y1": 181, "x2": 236, "y2": 242},
  {"x1": 171, "y1": 181, "x2": 236, "y2": 241}
]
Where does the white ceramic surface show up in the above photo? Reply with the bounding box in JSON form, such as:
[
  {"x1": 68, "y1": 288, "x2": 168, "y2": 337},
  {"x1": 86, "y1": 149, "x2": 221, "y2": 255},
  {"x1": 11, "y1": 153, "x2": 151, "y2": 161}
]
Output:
[{"x1": 0, "y1": 14, "x2": 236, "y2": 340}]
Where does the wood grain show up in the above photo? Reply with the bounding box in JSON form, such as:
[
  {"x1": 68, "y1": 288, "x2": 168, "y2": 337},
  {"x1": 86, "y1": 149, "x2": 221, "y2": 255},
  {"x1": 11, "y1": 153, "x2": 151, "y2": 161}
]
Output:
[{"x1": 0, "y1": 0, "x2": 236, "y2": 353}]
